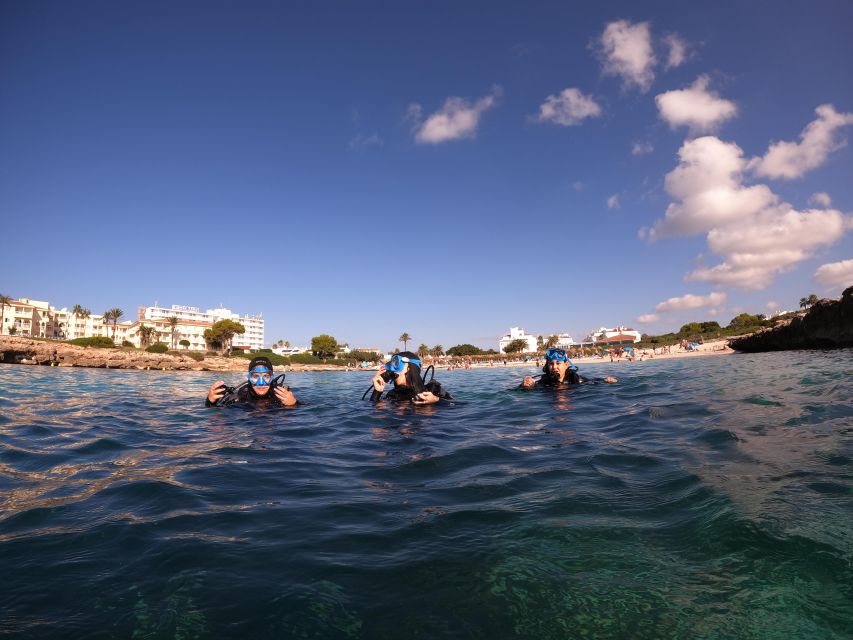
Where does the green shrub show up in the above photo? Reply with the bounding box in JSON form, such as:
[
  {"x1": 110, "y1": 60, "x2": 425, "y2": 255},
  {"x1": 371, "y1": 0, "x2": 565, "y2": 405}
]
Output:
[
  {"x1": 68, "y1": 336, "x2": 115, "y2": 348},
  {"x1": 145, "y1": 343, "x2": 169, "y2": 353},
  {"x1": 231, "y1": 351, "x2": 290, "y2": 366},
  {"x1": 185, "y1": 352, "x2": 205, "y2": 362},
  {"x1": 289, "y1": 353, "x2": 322, "y2": 365},
  {"x1": 179, "y1": 339, "x2": 190, "y2": 349},
  {"x1": 122, "y1": 340, "x2": 135, "y2": 348}
]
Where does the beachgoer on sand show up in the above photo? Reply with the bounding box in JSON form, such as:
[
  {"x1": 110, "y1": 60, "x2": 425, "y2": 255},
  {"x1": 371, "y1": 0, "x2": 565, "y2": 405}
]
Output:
[
  {"x1": 521, "y1": 348, "x2": 618, "y2": 389},
  {"x1": 366, "y1": 351, "x2": 452, "y2": 405},
  {"x1": 205, "y1": 356, "x2": 297, "y2": 407}
]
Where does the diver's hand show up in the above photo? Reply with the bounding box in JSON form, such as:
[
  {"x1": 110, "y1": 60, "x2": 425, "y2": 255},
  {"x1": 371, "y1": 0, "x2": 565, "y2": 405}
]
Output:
[
  {"x1": 274, "y1": 386, "x2": 297, "y2": 406},
  {"x1": 372, "y1": 371, "x2": 386, "y2": 392},
  {"x1": 521, "y1": 376, "x2": 536, "y2": 389},
  {"x1": 207, "y1": 380, "x2": 226, "y2": 404},
  {"x1": 413, "y1": 391, "x2": 439, "y2": 405},
  {"x1": 603, "y1": 376, "x2": 618, "y2": 384}
]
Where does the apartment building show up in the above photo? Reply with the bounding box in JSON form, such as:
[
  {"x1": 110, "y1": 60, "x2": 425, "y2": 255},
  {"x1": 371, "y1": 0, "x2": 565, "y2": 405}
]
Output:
[{"x1": 140, "y1": 304, "x2": 265, "y2": 351}]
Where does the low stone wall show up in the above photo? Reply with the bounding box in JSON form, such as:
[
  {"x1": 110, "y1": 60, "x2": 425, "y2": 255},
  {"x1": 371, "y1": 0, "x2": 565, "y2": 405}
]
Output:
[
  {"x1": 0, "y1": 336, "x2": 244, "y2": 371},
  {"x1": 730, "y1": 286, "x2": 853, "y2": 352}
]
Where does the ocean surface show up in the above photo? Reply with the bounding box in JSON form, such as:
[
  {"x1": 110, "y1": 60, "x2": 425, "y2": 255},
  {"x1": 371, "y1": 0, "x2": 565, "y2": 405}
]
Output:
[{"x1": 1, "y1": 352, "x2": 852, "y2": 639}]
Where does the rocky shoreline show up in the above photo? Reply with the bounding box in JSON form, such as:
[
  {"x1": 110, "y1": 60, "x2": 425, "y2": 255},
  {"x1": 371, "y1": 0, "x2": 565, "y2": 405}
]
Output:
[
  {"x1": 0, "y1": 337, "x2": 349, "y2": 372},
  {"x1": 729, "y1": 286, "x2": 853, "y2": 352}
]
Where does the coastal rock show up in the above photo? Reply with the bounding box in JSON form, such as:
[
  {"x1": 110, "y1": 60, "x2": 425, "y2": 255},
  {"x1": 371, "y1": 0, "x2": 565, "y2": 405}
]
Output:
[
  {"x1": 729, "y1": 286, "x2": 853, "y2": 352},
  {"x1": 0, "y1": 336, "x2": 246, "y2": 371}
]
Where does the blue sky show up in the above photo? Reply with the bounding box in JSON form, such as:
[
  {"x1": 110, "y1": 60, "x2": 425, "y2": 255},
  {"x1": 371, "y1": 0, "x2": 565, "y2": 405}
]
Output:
[{"x1": 2, "y1": 0, "x2": 852, "y2": 350}]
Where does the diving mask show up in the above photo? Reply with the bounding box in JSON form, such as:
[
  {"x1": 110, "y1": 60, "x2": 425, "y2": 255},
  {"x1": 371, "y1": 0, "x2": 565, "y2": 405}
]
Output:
[
  {"x1": 383, "y1": 354, "x2": 421, "y2": 374},
  {"x1": 248, "y1": 366, "x2": 272, "y2": 386}
]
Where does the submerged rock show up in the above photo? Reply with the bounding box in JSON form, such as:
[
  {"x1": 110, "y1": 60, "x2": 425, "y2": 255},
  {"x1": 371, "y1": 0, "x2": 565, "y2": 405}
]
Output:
[{"x1": 730, "y1": 286, "x2": 853, "y2": 352}]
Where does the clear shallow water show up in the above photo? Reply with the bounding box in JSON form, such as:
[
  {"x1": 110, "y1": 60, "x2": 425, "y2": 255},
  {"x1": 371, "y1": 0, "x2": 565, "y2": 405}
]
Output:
[{"x1": 1, "y1": 352, "x2": 852, "y2": 639}]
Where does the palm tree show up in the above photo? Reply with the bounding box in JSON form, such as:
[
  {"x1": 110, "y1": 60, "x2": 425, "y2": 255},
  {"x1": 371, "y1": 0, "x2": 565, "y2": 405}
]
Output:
[
  {"x1": 399, "y1": 332, "x2": 411, "y2": 351},
  {"x1": 430, "y1": 345, "x2": 444, "y2": 357},
  {"x1": 101, "y1": 310, "x2": 113, "y2": 337},
  {"x1": 807, "y1": 294, "x2": 819, "y2": 306},
  {"x1": 799, "y1": 297, "x2": 808, "y2": 310},
  {"x1": 168, "y1": 316, "x2": 179, "y2": 349},
  {"x1": 138, "y1": 324, "x2": 156, "y2": 348},
  {"x1": 0, "y1": 294, "x2": 10, "y2": 337},
  {"x1": 545, "y1": 335, "x2": 559, "y2": 349},
  {"x1": 109, "y1": 308, "x2": 124, "y2": 340},
  {"x1": 417, "y1": 343, "x2": 429, "y2": 358},
  {"x1": 71, "y1": 304, "x2": 84, "y2": 339}
]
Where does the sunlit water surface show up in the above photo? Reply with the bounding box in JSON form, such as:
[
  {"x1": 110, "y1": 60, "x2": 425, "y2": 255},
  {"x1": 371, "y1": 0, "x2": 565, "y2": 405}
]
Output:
[{"x1": 1, "y1": 352, "x2": 852, "y2": 639}]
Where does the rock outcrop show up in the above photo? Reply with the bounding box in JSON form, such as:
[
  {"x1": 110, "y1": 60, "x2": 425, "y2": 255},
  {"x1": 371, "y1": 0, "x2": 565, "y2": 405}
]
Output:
[
  {"x1": 0, "y1": 336, "x2": 244, "y2": 371},
  {"x1": 729, "y1": 286, "x2": 853, "y2": 352}
]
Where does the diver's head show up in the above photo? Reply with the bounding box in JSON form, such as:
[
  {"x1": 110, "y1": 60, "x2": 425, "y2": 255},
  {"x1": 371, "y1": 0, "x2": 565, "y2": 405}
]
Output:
[
  {"x1": 382, "y1": 352, "x2": 422, "y2": 388},
  {"x1": 544, "y1": 348, "x2": 571, "y2": 379},
  {"x1": 247, "y1": 356, "x2": 273, "y2": 396}
]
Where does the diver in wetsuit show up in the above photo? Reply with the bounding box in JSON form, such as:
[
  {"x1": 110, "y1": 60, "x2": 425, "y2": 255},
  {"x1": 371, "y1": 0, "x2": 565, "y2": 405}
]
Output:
[
  {"x1": 521, "y1": 348, "x2": 618, "y2": 389},
  {"x1": 205, "y1": 356, "x2": 298, "y2": 407},
  {"x1": 370, "y1": 351, "x2": 452, "y2": 405}
]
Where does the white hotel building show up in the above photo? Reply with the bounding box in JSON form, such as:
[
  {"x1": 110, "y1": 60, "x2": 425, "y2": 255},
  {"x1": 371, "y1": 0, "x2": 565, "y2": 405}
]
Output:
[
  {"x1": 1, "y1": 298, "x2": 265, "y2": 351},
  {"x1": 139, "y1": 304, "x2": 265, "y2": 351},
  {"x1": 498, "y1": 327, "x2": 576, "y2": 354}
]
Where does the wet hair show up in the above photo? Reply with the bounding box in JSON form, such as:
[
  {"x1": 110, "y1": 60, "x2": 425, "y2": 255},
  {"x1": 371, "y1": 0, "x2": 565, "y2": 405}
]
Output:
[
  {"x1": 396, "y1": 351, "x2": 427, "y2": 394},
  {"x1": 248, "y1": 356, "x2": 273, "y2": 371}
]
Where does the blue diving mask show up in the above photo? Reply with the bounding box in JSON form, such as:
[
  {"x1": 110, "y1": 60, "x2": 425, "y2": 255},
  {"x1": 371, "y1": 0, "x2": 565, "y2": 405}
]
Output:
[
  {"x1": 383, "y1": 354, "x2": 421, "y2": 374},
  {"x1": 545, "y1": 348, "x2": 578, "y2": 371},
  {"x1": 248, "y1": 366, "x2": 272, "y2": 386}
]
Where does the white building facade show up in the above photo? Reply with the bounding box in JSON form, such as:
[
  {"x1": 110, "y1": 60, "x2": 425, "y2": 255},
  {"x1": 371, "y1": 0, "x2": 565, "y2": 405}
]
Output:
[
  {"x1": 140, "y1": 304, "x2": 265, "y2": 351},
  {"x1": 499, "y1": 327, "x2": 539, "y2": 353},
  {"x1": 586, "y1": 326, "x2": 642, "y2": 344}
]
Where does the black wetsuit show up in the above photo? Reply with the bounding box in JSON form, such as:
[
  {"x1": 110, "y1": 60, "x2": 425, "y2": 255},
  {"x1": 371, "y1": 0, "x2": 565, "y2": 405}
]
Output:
[
  {"x1": 384, "y1": 379, "x2": 453, "y2": 403},
  {"x1": 205, "y1": 383, "x2": 293, "y2": 407},
  {"x1": 532, "y1": 371, "x2": 588, "y2": 388}
]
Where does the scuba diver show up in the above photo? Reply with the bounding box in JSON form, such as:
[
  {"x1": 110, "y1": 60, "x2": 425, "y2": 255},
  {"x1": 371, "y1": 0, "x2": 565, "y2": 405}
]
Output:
[
  {"x1": 205, "y1": 356, "x2": 298, "y2": 407},
  {"x1": 521, "y1": 348, "x2": 618, "y2": 389},
  {"x1": 368, "y1": 351, "x2": 452, "y2": 405}
]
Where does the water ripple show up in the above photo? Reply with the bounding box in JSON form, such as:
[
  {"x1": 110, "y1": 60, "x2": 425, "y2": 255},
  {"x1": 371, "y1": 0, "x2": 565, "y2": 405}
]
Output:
[{"x1": 1, "y1": 353, "x2": 852, "y2": 638}]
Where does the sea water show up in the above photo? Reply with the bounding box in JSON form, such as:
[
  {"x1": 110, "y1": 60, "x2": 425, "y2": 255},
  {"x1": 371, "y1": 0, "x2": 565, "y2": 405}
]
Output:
[{"x1": 0, "y1": 352, "x2": 851, "y2": 639}]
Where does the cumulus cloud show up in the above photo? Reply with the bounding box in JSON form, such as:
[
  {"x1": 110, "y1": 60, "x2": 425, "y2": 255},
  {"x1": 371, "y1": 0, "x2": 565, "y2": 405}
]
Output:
[
  {"x1": 814, "y1": 258, "x2": 853, "y2": 290},
  {"x1": 654, "y1": 291, "x2": 726, "y2": 313},
  {"x1": 607, "y1": 194, "x2": 620, "y2": 209},
  {"x1": 766, "y1": 301, "x2": 778, "y2": 310},
  {"x1": 655, "y1": 75, "x2": 737, "y2": 134},
  {"x1": 598, "y1": 20, "x2": 656, "y2": 92},
  {"x1": 751, "y1": 105, "x2": 853, "y2": 180},
  {"x1": 632, "y1": 141, "x2": 654, "y2": 156},
  {"x1": 663, "y1": 33, "x2": 688, "y2": 69},
  {"x1": 809, "y1": 192, "x2": 832, "y2": 207},
  {"x1": 647, "y1": 134, "x2": 851, "y2": 290},
  {"x1": 408, "y1": 87, "x2": 501, "y2": 144},
  {"x1": 636, "y1": 313, "x2": 660, "y2": 323},
  {"x1": 537, "y1": 88, "x2": 601, "y2": 126},
  {"x1": 649, "y1": 136, "x2": 776, "y2": 238}
]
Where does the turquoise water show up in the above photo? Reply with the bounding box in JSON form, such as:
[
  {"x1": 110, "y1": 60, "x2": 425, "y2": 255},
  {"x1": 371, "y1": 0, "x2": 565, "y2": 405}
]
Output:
[{"x1": 1, "y1": 352, "x2": 852, "y2": 639}]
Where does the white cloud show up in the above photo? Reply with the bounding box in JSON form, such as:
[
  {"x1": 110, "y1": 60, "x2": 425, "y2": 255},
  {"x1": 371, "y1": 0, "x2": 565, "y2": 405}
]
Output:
[
  {"x1": 655, "y1": 291, "x2": 726, "y2": 313},
  {"x1": 537, "y1": 88, "x2": 601, "y2": 126},
  {"x1": 572, "y1": 181, "x2": 586, "y2": 192},
  {"x1": 814, "y1": 258, "x2": 853, "y2": 290},
  {"x1": 649, "y1": 136, "x2": 776, "y2": 238},
  {"x1": 647, "y1": 135, "x2": 851, "y2": 290},
  {"x1": 599, "y1": 20, "x2": 656, "y2": 92},
  {"x1": 655, "y1": 75, "x2": 737, "y2": 134},
  {"x1": 809, "y1": 192, "x2": 832, "y2": 207},
  {"x1": 409, "y1": 87, "x2": 501, "y2": 144},
  {"x1": 632, "y1": 141, "x2": 654, "y2": 156},
  {"x1": 766, "y1": 301, "x2": 778, "y2": 310},
  {"x1": 751, "y1": 105, "x2": 853, "y2": 179},
  {"x1": 636, "y1": 313, "x2": 660, "y2": 323},
  {"x1": 349, "y1": 132, "x2": 383, "y2": 150},
  {"x1": 663, "y1": 33, "x2": 688, "y2": 69},
  {"x1": 607, "y1": 194, "x2": 620, "y2": 209}
]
